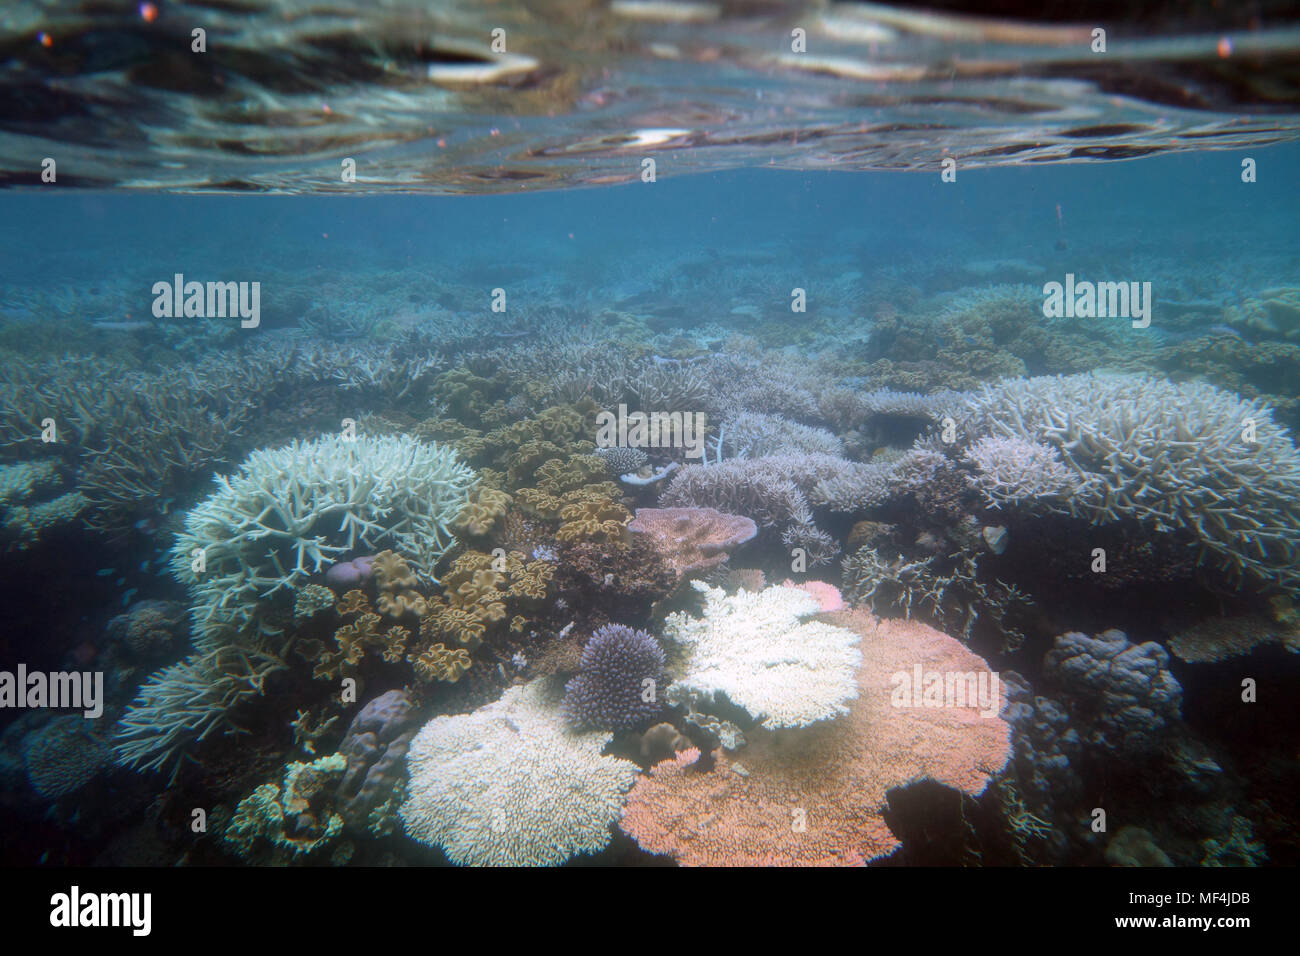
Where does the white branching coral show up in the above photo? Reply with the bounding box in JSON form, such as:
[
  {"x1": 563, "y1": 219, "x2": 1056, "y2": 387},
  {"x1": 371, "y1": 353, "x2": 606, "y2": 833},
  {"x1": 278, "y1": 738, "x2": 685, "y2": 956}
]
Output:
[
  {"x1": 116, "y1": 433, "x2": 474, "y2": 778},
  {"x1": 721, "y1": 412, "x2": 844, "y2": 458},
  {"x1": 400, "y1": 680, "x2": 639, "y2": 866},
  {"x1": 961, "y1": 373, "x2": 1300, "y2": 587},
  {"x1": 114, "y1": 645, "x2": 288, "y2": 777},
  {"x1": 665, "y1": 582, "x2": 862, "y2": 728},
  {"x1": 170, "y1": 433, "x2": 476, "y2": 644},
  {"x1": 963, "y1": 435, "x2": 1076, "y2": 506}
]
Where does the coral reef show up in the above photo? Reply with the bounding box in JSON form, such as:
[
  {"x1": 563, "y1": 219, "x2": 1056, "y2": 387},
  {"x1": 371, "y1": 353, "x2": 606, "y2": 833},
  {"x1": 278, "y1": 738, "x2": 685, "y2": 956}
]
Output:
[{"x1": 1105, "y1": 826, "x2": 1173, "y2": 866}]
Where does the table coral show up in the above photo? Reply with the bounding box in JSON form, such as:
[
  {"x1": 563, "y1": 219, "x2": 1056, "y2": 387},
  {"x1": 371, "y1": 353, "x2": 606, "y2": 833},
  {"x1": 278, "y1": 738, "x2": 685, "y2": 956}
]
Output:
[
  {"x1": 401, "y1": 679, "x2": 639, "y2": 866},
  {"x1": 627, "y1": 507, "x2": 757, "y2": 583},
  {"x1": 620, "y1": 609, "x2": 1010, "y2": 866},
  {"x1": 664, "y1": 582, "x2": 862, "y2": 729},
  {"x1": 1168, "y1": 614, "x2": 1300, "y2": 663}
]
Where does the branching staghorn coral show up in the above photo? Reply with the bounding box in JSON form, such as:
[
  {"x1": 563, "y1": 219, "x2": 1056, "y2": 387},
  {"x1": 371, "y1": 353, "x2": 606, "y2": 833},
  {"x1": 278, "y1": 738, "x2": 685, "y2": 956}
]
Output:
[
  {"x1": 169, "y1": 433, "x2": 475, "y2": 647},
  {"x1": 113, "y1": 645, "x2": 288, "y2": 780},
  {"x1": 0, "y1": 337, "x2": 458, "y2": 537},
  {"x1": 808, "y1": 447, "x2": 946, "y2": 512},
  {"x1": 960, "y1": 373, "x2": 1300, "y2": 587},
  {"x1": 842, "y1": 545, "x2": 1032, "y2": 648},
  {"x1": 720, "y1": 411, "x2": 843, "y2": 458}
]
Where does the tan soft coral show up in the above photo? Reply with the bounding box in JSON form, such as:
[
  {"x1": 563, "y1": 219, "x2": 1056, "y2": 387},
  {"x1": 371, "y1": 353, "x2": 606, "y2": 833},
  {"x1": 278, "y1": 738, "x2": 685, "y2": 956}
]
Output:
[
  {"x1": 412, "y1": 643, "x2": 472, "y2": 683},
  {"x1": 416, "y1": 550, "x2": 554, "y2": 648},
  {"x1": 453, "y1": 487, "x2": 513, "y2": 539},
  {"x1": 372, "y1": 550, "x2": 428, "y2": 618}
]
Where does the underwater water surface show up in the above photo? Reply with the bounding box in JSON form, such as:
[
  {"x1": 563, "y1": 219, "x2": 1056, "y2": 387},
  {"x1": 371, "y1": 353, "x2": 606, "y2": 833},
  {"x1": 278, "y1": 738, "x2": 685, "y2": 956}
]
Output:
[{"x1": 1, "y1": 1, "x2": 1299, "y2": 878}]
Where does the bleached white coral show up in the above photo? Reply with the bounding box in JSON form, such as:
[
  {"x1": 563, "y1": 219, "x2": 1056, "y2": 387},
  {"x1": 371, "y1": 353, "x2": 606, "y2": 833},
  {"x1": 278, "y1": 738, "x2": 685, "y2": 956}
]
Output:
[
  {"x1": 400, "y1": 680, "x2": 639, "y2": 866},
  {"x1": 170, "y1": 433, "x2": 475, "y2": 644},
  {"x1": 665, "y1": 581, "x2": 862, "y2": 729},
  {"x1": 961, "y1": 373, "x2": 1300, "y2": 587},
  {"x1": 722, "y1": 412, "x2": 844, "y2": 458},
  {"x1": 963, "y1": 435, "x2": 1077, "y2": 507}
]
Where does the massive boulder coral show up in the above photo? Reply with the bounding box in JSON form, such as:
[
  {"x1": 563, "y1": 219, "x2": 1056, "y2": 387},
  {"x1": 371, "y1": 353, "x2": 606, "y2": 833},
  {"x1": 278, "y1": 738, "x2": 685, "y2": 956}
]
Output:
[
  {"x1": 1043, "y1": 629, "x2": 1182, "y2": 756},
  {"x1": 400, "y1": 679, "x2": 640, "y2": 866},
  {"x1": 335, "y1": 689, "x2": 420, "y2": 831},
  {"x1": 664, "y1": 582, "x2": 862, "y2": 729},
  {"x1": 21, "y1": 716, "x2": 111, "y2": 800},
  {"x1": 621, "y1": 609, "x2": 1010, "y2": 865},
  {"x1": 169, "y1": 433, "x2": 475, "y2": 645},
  {"x1": 960, "y1": 373, "x2": 1300, "y2": 587}
]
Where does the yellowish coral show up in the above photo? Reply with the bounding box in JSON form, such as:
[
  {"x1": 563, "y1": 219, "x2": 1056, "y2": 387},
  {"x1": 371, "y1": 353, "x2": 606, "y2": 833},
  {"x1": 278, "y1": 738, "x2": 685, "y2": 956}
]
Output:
[
  {"x1": 536, "y1": 454, "x2": 608, "y2": 494},
  {"x1": 372, "y1": 550, "x2": 428, "y2": 618},
  {"x1": 417, "y1": 549, "x2": 554, "y2": 648},
  {"x1": 453, "y1": 487, "x2": 513, "y2": 538},
  {"x1": 337, "y1": 589, "x2": 371, "y2": 616},
  {"x1": 411, "y1": 643, "x2": 472, "y2": 683}
]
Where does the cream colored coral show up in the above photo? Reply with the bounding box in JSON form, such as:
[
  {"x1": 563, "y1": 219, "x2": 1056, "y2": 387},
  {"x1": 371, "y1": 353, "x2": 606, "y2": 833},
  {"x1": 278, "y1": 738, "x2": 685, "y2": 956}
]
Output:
[
  {"x1": 401, "y1": 680, "x2": 638, "y2": 866},
  {"x1": 665, "y1": 582, "x2": 862, "y2": 729}
]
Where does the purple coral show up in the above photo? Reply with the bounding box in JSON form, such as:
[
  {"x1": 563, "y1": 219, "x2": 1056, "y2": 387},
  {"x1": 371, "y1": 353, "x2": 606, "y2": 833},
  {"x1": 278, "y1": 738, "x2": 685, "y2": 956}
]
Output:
[
  {"x1": 325, "y1": 555, "x2": 376, "y2": 589},
  {"x1": 335, "y1": 689, "x2": 419, "y2": 827},
  {"x1": 1044, "y1": 629, "x2": 1182, "y2": 756},
  {"x1": 562, "y1": 624, "x2": 666, "y2": 731}
]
